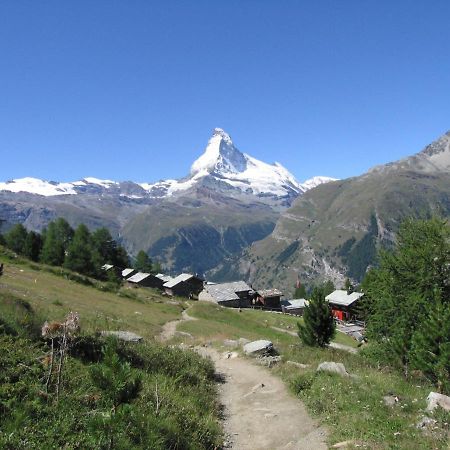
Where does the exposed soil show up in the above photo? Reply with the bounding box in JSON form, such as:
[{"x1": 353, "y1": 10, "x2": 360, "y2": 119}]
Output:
[{"x1": 160, "y1": 308, "x2": 328, "y2": 449}]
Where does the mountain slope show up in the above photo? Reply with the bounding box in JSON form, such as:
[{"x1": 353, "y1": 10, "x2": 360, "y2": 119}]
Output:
[
  {"x1": 0, "y1": 128, "x2": 335, "y2": 275},
  {"x1": 235, "y1": 130, "x2": 450, "y2": 293}
]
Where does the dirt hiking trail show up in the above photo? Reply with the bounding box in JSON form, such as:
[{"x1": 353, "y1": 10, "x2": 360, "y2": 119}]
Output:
[{"x1": 160, "y1": 307, "x2": 328, "y2": 450}]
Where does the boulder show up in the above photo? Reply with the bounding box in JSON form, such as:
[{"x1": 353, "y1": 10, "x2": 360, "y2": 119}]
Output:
[
  {"x1": 416, "y1": 416, "x2": 437, "y2": 429},
  {"x1": 317, "y1": 361, "x2": 350, "y2": 377},
  {"x1": 426, "y1": 392, "x2": 450, "y2": 412},
  {"x1": 101, "y1": 331, "x2": 143, "y2": 343},
  {"x1": 383, "y1": 395, "x2": 399, "y2": 407},
  {"x1": 243, "y1": 339, "x2": 274, "y2": 356},
  {"x1": 238, "y1": 337, "x2": 251, "y2": 346}
]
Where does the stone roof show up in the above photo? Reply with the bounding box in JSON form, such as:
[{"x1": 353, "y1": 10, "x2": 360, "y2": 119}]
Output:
[
  {"x1": 205, "y1": 281, "x2": 252, "y2": 302},
  {"x1": 122, "y1": 268, "x2": 135, "y2": 278},
  {"x1": 257, "y1": 288, "x2": 283, "y2": 298}
]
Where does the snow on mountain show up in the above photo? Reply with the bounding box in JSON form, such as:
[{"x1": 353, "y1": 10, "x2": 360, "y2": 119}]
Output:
[
  {"x1": 0, "y1": 177, "x2": 78, "y2": 196},
  {"x1": 0, "y1": 177, "x2": 118, "y2": 197},
  {"x1": 0, "y1": 128, "x2": 336, "y2": 199},
  {"x1": 142, "y1": 128, "x2": 308, "y2": 198},
  {"x1": 300, "y1": 176, "x2": 338, "y2": 191}
]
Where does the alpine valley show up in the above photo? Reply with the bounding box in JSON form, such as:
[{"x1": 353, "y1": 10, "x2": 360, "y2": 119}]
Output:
[
  {"x1": 224, "y1": 130, "x2": 450, "y2": 294},
  {"x1": 0, "y1": 128, "x2": 335, "y2": 277},
  {"x1": 1, "y1": 128, "x2": 449, "y2": 291}
]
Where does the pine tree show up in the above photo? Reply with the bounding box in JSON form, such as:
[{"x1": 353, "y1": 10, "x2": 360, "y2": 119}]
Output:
[
  {"x1": 64, "y1": 224, "x2": 94, "y2": 275},
  {"x1": 40, "y1": 219, "x2": 74, "y2": 266},
  {"x1": 363, "y1": 217, "x2": 450, "y2": 376},
  {"x1": 23, "y1": 231, "x2": 43, "y2": 262},
  {"x1": 411, "y1": 299, "x2": 450, "y2": 394},
  {"x1": 4, "y1": 223, "x2": 28, "y2": 254},
  {"x1": 134, "y1": 250, "x2": 153, "y2": 273},
  {"x1": 297, "y1": 287, "x2": 335, "y2": 347}
]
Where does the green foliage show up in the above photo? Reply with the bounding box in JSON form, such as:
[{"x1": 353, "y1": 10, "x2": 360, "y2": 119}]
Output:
[
  {"x1": 4, "y1": 224, "x2": 28, "y2": 255},
  {"x1": 64, "y1": 224, "x2": 95, "y2": 275},
  {"x1": 134, "y1": 250, "x2": 154, "y2": 273},
  {"x1": 410, "y1": 300, "x2": 450, "y2": 394},
  {"x1": 297, "y1": 287, "x2": 335, "y2": 347},
  {"x1": 0, "y1": 302, "x2": 222, "y2": 449},
  {"x1": 294, "y1": 282, "x2": 307, "y2": 299},
  {"x1": 23, "y1": 231, "x2": 42, "y2": 262},
  {"x1": 40, "y1": 218, "x2": 74, "y2": 266},
  {"x1": 363, "y1": 217, "x2": 450, "y2": 384}
]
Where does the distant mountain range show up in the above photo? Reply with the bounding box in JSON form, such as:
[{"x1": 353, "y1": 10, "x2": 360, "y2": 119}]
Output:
[
  {"x1": 223, "y1": 130, "x2": 450, "y2": 294},
  {"x1": 0, "y1": 128, "x2": 334, "y2": 203},
  {"x1": 0, "y1": 128, "x2": 334, "y2": 275}
]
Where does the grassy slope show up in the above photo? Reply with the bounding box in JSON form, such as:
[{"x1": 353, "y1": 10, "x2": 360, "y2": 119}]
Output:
[
  {"x1": 1, "y1": 252, "x2": 447, "y2": 449},
  {"x1": 0, "y1": 251, "x2": 222, "y2": 449},
  {"x1": 178, "y1": 302, "x2": 449, "y2": 449},
  {"x1": 0, "y1": 258, "x2": 183, "y2": 339}
]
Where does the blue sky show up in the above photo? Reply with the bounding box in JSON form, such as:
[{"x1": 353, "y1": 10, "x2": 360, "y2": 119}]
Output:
[{"x1": 1, "y1": 1, "x2": 449, "y2": 183}]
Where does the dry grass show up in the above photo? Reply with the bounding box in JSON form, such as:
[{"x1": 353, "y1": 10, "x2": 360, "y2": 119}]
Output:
[{"x1": 0, "y1": 260, "x2": 183, "y2": 339}]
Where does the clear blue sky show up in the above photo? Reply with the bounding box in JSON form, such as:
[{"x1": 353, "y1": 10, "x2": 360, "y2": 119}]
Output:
[{"x1": 1, "y1": 1, "x2": 449, "y2": 183}]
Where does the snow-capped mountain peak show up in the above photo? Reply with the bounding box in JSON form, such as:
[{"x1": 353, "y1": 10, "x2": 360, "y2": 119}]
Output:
[{"x1": 191, "y1": 128, "x2": 247, "y2": 176}]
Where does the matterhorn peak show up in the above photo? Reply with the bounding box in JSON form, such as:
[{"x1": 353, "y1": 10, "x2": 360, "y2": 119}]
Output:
[{"x1": 190, "y1": 127, "x2": 247, "y2": 175}]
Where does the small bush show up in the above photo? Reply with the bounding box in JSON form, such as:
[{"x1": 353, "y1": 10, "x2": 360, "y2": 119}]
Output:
[{"x1": 290, "y1": 372, "x2": 315, "y2": 394}]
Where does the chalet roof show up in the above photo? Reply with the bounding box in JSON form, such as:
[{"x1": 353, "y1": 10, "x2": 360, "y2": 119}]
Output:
[
  {"x1": 164, "y1": 273, "x2": 197, "y2": 288},
  {"x1": 205, "y1": 281, "x2": 253, "y2": 303},
  {"x1": 122, "y1": 268, "x2": 135, "y2": 278},
  {"x1": 101, "y1": 264, "x2": 114, "y2": 271},
  {"x1": 156, "y1": 273, "x2": 173, "y2": 283},
  {"x1": 127, "y1": 272, "x2": 151, "y2": 283},
  {"x1": 257, "y1": 288, "x2": 283, "y2": 298},
  {"x1": 325, "y1": 290, "x2": 364, "y2": 307},
  {"x1": 281, "y1": 298, "x2": 308, "y2": 309}
]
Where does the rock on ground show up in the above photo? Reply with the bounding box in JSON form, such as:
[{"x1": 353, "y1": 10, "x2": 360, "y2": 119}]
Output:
[
  {"x1": 100, "y1": 331, "x2": 143, "y2": 343},
  {"x1": 287, "y1": 361, "x2": 311, "y2": 369},
  {"x1": 243, "y1": 339, "x2": 274, "y2": 356},
  {"x1": 426, "y1": 392, "x2": 450, "y2": 412},
  {"x1": 317, "y1": 361, "x2": 350, "y2": 377}
]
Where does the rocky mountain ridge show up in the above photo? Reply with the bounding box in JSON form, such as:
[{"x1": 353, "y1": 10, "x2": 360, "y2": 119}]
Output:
[{"x1": 218, "y1": 130, "x2": 450, "y2": 293}]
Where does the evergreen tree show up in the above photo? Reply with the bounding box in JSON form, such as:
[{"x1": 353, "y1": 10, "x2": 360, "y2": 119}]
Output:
[
  {"x1": 363, "y1": 217, "x2": 450, "y2": 376},
  {"x1": 134, "y1": 250, "x2": 153, "y2": 273},
  {"x1": 4, "y1": 223, "x2": 28, "y2": 254},
  {"x1": 23, "y1": 231, "x2": 43, "y2": 262},
  {"x1": 114, "y1": 245, "x2": 129, "y2": 269},
  {"x1": 411, "y1": 299, "x2": 450, "y2": 394},
  {"x1": 297, "y1": 287, "x2": 335, "y2": 347},
  {"x1": 322, "y1": 280, "x2": 335, "y2": 297},
  {"x1": 64, "y1": 224, "x2": 94, "y2": 275},
  {"x1": 40, "y1": 218, "x2": 74, "y2": 266}
]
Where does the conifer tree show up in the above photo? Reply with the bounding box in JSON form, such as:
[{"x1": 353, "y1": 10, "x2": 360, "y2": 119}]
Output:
[
  {"x1": 40, "y1": 219, "x2": 74, "y2": 266},
  {"x1": 411, "y1": 299, "x2": 450, "y2": 394},
  {"x1": 23, "y1": 231, "x2": 43, "y2": 262},
  {"x1": 4, "y1": 223, "x2": 28, "y2": 254},
  {"x1": 64, "y1": 224, "x2": 94, "y2": 275},
  {"x1": 363, "y1": 217, "x2": 450, "y2": 376},
  {"x1": 134, "y1": 250, "x2": 153, "y2": 273},
  {"x1": 297, "y1": 287, "x2": 335, "y2": 347}
]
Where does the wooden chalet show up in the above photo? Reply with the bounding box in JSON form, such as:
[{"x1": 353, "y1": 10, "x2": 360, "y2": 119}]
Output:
[
  {"x1": 127, "y1": 272, "x2": 166, "y2": 289},
  {"x1": 198, "y1": 281, "x2": 254, "y2": 308},
  {"x1": 254, "y1": 288, "x2": 283, "y2": 310},
  {"x1": 121, "y1": 268, "x2": 137, "y2": 279},
  {"x1": 280, "y1": 298, "x2": 308, "y2": 316},
  {"x1": 163, "y1": 273, "x2": 204, "y2": 298},
  {"x1": 325, "y1": 290, "x2": 364, "y2": 321}
]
